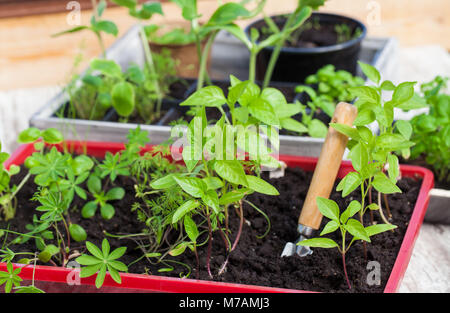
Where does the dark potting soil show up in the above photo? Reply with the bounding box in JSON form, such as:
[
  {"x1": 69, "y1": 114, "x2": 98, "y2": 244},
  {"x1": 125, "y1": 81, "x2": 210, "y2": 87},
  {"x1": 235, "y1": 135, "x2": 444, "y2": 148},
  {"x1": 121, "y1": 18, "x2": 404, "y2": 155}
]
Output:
[{"x1": 3, "y1": 163, "x2": 421, "y2": 293}]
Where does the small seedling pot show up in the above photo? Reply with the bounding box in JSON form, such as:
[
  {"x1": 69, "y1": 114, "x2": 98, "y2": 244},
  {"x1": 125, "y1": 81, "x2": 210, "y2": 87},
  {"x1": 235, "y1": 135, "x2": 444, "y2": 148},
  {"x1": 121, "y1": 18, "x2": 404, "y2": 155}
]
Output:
[
  {"x1": 0, "y1": 141, "x2": 434, "y2": 293},
  {"x1": 245, "y1": 12, "x2": 367, "y2": 84}
]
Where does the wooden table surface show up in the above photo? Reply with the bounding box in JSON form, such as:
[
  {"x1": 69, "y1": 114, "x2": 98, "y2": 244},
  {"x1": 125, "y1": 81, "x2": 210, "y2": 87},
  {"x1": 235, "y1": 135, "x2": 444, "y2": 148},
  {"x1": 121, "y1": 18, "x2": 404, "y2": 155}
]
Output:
[{"x1": 1, "y1": 0, "x2": 449, "y2": 90}]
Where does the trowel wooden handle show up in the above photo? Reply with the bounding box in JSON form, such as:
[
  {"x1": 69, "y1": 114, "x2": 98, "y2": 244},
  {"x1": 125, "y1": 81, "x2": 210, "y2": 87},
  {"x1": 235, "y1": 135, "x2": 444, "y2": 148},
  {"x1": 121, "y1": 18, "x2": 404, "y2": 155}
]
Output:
[{"x1": 298, "y1": 102, "x2": 358, "y2": 229}]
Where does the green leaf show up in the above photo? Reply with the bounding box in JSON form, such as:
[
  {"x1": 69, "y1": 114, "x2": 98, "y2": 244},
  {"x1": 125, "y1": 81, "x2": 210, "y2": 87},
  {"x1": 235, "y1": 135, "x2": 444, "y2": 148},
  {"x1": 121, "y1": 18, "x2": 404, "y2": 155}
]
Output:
[
  {"x1": 214, "y1": 160, "x2": 248, "y2": 186},
  {"x1": 365, "y1": 223, "x2": 397, "y2": 237},
  {"x1": 340, "y1": 200, "x2": 361, "y2": 224},
  {"x1": 350, "y1": 142, "x2": 368, "y2": 172},
  {"x1": 184, "y1": 215, "x2": 199, "y2": 242},
  {"x1": 395, "y1": 120, "x2": 412, "y2": 140},
  {"x1": 372, "y1": 172, "x2": 402, "y2": 194},
  {"x1": 344, "y1": 219, "x2": 370, "y2": 242},
  {"x1": 92, "y1": 20, "x2": 118, "y2": 36},
  {"x1": 18, "y1": 128, "x2": 41, "y2": 143},
  {"x1": 219, "y1": 189, "x2": 249, "y2": 205},
  {"x1": 245, "y1": 175, "x2": 279, "y2": 195},
  {"x1": 376, "y1": 133, "x2": 415, "y2": 150},
  {"x1": 316, "y1": 197, "x2": 340, "y2": 222},
  {"x1": 150, "y1": 174, "x2": 177, "y2": 189},
  {"x1": 172, "y1": 200, "x2": 199, "y2": 223},
  {"x1": 358, "y1": 61, "x2": 380, "y2": 84},
  {"x1": 320, "y1": 220, "x2": 339, "y2": 236},
  {"x1": 112, "y1": 82, "x2": 135, "y2": 117},
  {"x1": 297, "y1": 238, "x2": 338, "y2": 249},
  {"x1": 100, "y1": 204, "x2": 115, "y2": 220},
  {"x1": 380, "y1": 80, "x2": 396, "y2": 91},
  {"x1": 248, "y1": 98, "x2": 279, "y2": 126},
  {"x1": 281, "y1": 117, "x2": 308, "y2": 134},
  {"x1": 169, "y1": 242, "x2": 188, "y2": 257},
  {"x1": 308, "y1": 119, "x2": 328, "y2": 138},
  {"x1": 38, "y1": 244, "x2": 59, "y2": 263},
  {"x1": 110, "y1": 0, "x2": 137, "y2": 9},
  {"x1": 202, "y1": 177, "x2": 224, "y2": 190},
  {"x1": 81, "y1": 201, "x2": 98, "y2": 219},
  {"x1": 87, "y1": 175, "x2": 101, "y2": 194},
  {"x1": 201, "y1": 190, "x2": 221, "y2": 214},
  {"x1": 354, "y1": 109, "x2": 376, "y2": 126},
  {"x1": 90, "y1": 58, "x2": 122, "y2": 78},
  {"x1": 69, "y1": 224, "x2": 87, "y2": 242},
  {"x1": 396, "y1": 93, "x2": 427, "y2": 110},
  {"x1": 336, "y1": 172, "x2": 361, "y2": 197},
  {"x1": 106, "y1": 187, "x2": 125, "y2": 200},
  {"x1": 393, "y1": 82, "x2": 416, "y2": 104},
  {"x1": 330, "y1": 123, "x2": 360, "y2": 139},
  {"x1": 41, "y1": 128, "x2": 64, "y2": 144},
  {"x1": 260, "y1": 88, "x2": 287, "y2": 109},
  {"x1": 387, "y1": 154, "x2": 400, "y2": 183},
  {"x1": 181, "y1": 86, "x2": 226, "y2": 107},
  {"x1": 174, "y1": 177, "x2": 206, "y2": 198},
  {"x1": 348, "y1": 86, "x2": 380, "y2": 104},
  {"x1": 207, "y1": 3, "x2": 250, "y2": 25}
]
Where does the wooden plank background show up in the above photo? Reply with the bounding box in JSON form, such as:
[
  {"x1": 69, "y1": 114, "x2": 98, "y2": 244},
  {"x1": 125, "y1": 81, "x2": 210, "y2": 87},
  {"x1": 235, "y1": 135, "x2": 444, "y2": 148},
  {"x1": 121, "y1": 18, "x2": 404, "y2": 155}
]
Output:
[{"x1": 0, "y1": 0, "x2": 449, "y2": 90}]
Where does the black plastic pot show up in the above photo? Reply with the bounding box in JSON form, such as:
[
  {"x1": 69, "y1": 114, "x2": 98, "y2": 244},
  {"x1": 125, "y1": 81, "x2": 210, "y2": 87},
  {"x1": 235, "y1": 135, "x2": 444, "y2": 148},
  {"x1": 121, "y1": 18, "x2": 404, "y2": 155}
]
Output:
[{"x1": 245, "y1": 12, "x2": 367, "y2": 84}]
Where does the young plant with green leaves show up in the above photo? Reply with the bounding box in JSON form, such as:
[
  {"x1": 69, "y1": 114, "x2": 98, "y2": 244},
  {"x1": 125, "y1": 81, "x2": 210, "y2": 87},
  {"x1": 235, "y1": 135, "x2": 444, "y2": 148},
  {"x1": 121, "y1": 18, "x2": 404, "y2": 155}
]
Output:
[
  {"x1": 148, "y1": 0, "x2": 266, "y2": 90},
  {"x1": 247, "y1": 0, "x2": 327, "y2": 88},
  {"x1": 292, "y1": 65, "x2": 365, "y2": 138},
  {"x1": 0, "y1": 259, "x2": 45, "y2": 294},
  {"x1": 0, "y1": 128, "x2": 64, "y2": 221},
  {"x1": 8, "y1": 128, "x2": 93, "y2": 266},
  {"x1": 110, "y1": 0, "x2": 167, "y2": 119},
  {"x1": 67, "y1": 54, "x2": 177, "y2": 122},
  {"x1": 52, "y1": 0, "x2": 118, "y2": 57},
  {"x1": 76, "y1": 239, "x2": 128, "y2": 289},
  {"x1": 405, "y1": 76, "x2": 450, "y2": 184},
  {"x1": 330, "y1": 62, "x2": 425, "y2": 255},
  {"x1": 297, "y1": 197, "x2": 396, "y2": 289},
  {"x1": 148, "y1": 74, "x2": 310, "y2": 277}
]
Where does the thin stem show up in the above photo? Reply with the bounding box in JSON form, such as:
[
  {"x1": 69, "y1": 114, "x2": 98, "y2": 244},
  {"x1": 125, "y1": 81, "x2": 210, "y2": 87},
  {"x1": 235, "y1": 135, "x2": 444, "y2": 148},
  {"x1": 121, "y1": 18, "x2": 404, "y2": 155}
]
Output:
[
  {"x1": 383, "y1": 193, "x2": 392, "y2": 219},
  {"x1": 262, "y1": 7, "x2": 301, "y2": 88},
  {"x1": 341, "y1": 230, "x2": 351, "y2": 289},
  {"x1": 377, "y1": 191, "x2": 392, "y2": 225},
  {"x1": 206, "y1": 211, "x2": 213, "y2": 279},
  {"x1": 197, "y1": 31, "x2": 218, "y2": 91},
  {"x1": 248, "y1": 49, "x2": 257, "y2": 83},
  {"x1": 230, "y1": 201, "x2": 244, "y2": 252},
  {"x1": 139, "y1": 23, "x2": 163, "y2": 119},
  {"x1": 10, "y1": 173, "x2": 31, "y2": 199}
]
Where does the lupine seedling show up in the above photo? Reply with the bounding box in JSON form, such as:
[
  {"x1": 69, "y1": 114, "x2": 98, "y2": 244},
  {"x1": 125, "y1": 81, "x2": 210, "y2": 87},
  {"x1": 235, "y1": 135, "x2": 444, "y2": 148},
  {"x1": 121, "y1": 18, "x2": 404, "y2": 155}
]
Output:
[
  {"x1": 76, "y1": 239, "x2": 128, "y2": 289},
  {"x1": 298, "y1": 197, "x2": 396, "y2": 289}
]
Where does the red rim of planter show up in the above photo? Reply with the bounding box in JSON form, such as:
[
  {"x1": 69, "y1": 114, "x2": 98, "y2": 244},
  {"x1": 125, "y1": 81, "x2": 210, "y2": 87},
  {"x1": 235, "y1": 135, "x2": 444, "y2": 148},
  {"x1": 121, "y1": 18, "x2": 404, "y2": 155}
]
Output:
[{"x1": 0, "y1": 141, "x2": 434, "y2": 293}]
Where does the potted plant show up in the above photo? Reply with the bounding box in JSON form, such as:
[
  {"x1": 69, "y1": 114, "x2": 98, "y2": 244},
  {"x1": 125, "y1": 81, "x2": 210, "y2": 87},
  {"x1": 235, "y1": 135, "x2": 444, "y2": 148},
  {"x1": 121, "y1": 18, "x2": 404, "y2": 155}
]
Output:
[
  {"x1": 393, "y1": 76, "x2": 449, "y2": 224},
  {"x1": 0, "y1": 67, "x2": 434, "y2": 293},
  {"x1": 244, "y1": 2, "x2": 367, "y2": 84}
]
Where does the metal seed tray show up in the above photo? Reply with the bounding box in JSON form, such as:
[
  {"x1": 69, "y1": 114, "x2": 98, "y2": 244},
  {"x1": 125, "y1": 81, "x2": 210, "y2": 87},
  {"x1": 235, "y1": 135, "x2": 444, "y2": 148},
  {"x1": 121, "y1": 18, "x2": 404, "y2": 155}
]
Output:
[{"x1": 30, "y1": 25, "x2": 398, "y2": 157}]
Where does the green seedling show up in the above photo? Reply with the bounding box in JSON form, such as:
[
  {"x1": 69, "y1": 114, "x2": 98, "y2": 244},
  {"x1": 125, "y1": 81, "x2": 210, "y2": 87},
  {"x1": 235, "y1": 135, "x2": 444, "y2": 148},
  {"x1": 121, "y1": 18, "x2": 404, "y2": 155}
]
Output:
[
  {"x1": 331, "y1": 61, "x2": 423, "y2": 257},
  {"x1": 298, "y1": 197, "x2": 396, "y2": 289},
  {"x1": 406, "y1": 76, "x2": 449, "y2": 183},
  {"x1": 76, "y1": 239, "x2": 128, "y2": 289},
  {"x1": 52, "y1": 0, "x2": 118, "y2": 57},
  {"x1": 81, "y1": 175, "x2": 125, "y2": 220}
]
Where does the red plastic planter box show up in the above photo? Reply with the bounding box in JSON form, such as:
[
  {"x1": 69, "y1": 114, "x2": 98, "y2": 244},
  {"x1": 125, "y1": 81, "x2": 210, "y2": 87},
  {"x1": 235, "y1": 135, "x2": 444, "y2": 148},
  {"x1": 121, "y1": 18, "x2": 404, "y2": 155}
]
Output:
[{"x1": 0, "y1": 141, "x2": 434, "y2": 293}]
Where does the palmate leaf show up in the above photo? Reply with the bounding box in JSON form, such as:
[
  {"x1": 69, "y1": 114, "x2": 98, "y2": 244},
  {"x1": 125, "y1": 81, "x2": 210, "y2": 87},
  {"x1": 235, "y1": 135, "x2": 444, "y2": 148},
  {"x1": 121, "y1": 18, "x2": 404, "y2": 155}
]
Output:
[{"x1": 76, "y1": 239, "x2": 127, "y2": 289}]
